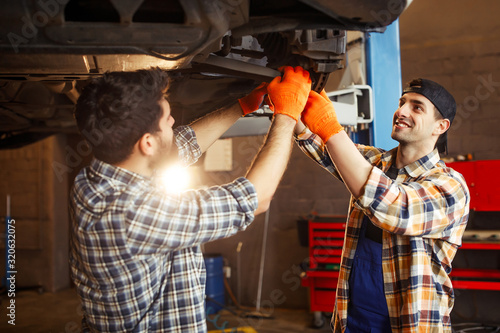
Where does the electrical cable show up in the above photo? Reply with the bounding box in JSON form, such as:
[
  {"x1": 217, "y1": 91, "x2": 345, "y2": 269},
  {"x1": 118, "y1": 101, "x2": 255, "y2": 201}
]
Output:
[
  {"x1": 223, "y1": 275, "x2": 242, "y2": 310},
  {"x1": 452, "y1": 323, "x2": 500, "y2": 333}
]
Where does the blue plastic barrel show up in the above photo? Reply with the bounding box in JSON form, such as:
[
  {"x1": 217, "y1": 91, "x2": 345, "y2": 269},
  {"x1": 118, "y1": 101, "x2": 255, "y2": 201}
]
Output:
[{"x1": 204, "y1": 254, "x2": 225, "y2": 314}]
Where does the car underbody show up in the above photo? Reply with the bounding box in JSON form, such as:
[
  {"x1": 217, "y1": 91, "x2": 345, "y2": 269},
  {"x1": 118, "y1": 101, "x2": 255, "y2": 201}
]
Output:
[{"x1": 0, "y1": 0, "x2": 410, "y2": 148}]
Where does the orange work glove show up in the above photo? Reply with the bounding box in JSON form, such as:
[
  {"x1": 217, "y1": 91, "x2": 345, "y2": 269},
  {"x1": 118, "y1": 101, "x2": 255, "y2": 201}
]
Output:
[
  {"x1": 302, "y1": 89, "x2": 343, "y2": 142},
  {"x1": 267, "y1": 66, "x2": 311, "y2": 121},
  {"x1": 238, "y1": 82, "x2": 268, "y2": 115}
]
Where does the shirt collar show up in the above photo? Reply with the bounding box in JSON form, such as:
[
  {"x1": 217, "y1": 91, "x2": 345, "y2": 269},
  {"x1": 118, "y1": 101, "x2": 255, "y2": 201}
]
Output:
[
  {"x1": 381, "y1": 148, "x2": 441, "y2": 178},
  {"x1": 89, "y1": 158, "x2": 150, "y2": 186}
]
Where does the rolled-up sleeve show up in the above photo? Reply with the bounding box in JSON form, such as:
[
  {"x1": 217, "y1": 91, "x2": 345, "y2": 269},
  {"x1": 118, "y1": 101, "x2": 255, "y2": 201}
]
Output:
[
  {"x1": 125, "y1": 177, "x2": 258, "y2": 255},
  {"x1": 356, "y1": 166, "x2": 469, "y2": 241},
  {"x1": 295, "y1": 129, "x2": 387, "y2": 181},
  {"x1": 295, "y1": 128, "x2": 339, "y2": 176},
  {"x1": 174, "y1": 125, "x2": 201, "y2": 167}
]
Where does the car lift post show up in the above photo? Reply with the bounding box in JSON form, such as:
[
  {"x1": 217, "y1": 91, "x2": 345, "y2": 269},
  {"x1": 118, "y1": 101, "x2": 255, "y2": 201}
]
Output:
[{"x1": 366, "y1": 19, "x2": 403, "y2": 149}]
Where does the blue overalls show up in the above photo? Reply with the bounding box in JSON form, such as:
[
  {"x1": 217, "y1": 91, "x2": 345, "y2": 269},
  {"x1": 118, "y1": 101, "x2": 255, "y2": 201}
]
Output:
[
  {"x1": 346, "y1": 216, "x2": 392, "y2": 332},
  {"x1": 346, "y1": 164, "x2": 399, "y2": 332},
  {"x1": 346, "y1": 163, "x2": 399, "y2": 333}
]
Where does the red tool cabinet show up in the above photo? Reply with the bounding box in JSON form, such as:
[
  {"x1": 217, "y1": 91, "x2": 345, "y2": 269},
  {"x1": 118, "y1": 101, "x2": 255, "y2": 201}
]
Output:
[
  {"x1": 301, "y1": 215, "x2": 346, "y2": 313},
  {"x1": 447, "y1": 160, "x2": 500, "y2": 212},
  {"x1": 301, "y1": 160, "x2": 500, "y2": 314},
  {"x1": 447, "y1": 159, "x2": 500, "y2": 291}
]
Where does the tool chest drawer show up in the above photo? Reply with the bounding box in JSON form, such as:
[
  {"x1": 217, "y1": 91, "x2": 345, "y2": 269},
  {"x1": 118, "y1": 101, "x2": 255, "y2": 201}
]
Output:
[
  {"x1": 301, "y1": 215, "x2": 347, "y2": 312},
  {"x1": 446, "y1": 160, "x2": 500, "y2": 291},
  {"x1": 447, "y1": 160, "x2": 500, "y2": 212},
  {"x1": 308, "y1": 215, "x2": 347, "y2": 270}
]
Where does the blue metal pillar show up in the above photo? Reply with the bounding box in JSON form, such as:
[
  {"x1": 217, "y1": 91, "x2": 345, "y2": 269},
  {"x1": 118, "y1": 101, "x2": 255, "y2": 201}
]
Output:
[{"x1": 366, "y1": 20, "x2": 402, "y2": 150}]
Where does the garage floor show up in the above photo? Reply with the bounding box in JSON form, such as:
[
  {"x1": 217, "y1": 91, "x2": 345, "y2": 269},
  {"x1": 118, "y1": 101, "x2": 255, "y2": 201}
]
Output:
[
  {"x1": 0, "y1": 288, "x2": 332, "y2": 333},
  {"x1": 2, "y1": 289, "x2": 498, "y2": 333}
]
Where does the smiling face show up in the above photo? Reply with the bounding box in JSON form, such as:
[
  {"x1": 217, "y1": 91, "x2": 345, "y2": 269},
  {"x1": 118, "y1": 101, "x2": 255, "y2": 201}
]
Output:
[{"x1": 391, "y1": 92, "x2": 449, "y2": 152}]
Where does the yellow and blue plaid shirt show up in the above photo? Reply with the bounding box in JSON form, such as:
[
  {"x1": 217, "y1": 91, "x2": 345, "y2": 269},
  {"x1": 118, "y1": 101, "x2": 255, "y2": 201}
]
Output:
[
  {"x1": 70, "y1": 125, "x2": 258, "y2": 332},
  {"x1": 296, "y1": 130, "x2": 470, "y2": 332}
]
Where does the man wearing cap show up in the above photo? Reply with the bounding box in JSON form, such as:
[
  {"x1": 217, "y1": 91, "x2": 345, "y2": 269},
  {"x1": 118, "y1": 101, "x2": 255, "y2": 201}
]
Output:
[{"x1": 294, "y1": 78, "x2": 470, "y2": 332}]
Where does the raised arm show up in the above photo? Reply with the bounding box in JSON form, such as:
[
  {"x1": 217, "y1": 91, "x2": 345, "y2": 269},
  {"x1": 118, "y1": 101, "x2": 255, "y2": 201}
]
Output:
[
  {"x1": 301, "y1": 89, "x2": 372, "y2": 198},
  {"x1": 189, "y1": 102, "x2": 242, "y2": 153},
  {"x1": 324, "y1": 131, "x2": 373, "y2": 198},
  {"x1": 247, "y1": 66, "x2": 312, "y2": 214},
  {"x1": 190, "y1": 83, "x2": 269, "y2": 153},
  {"x1": 245, "y1": 114, "x2": 295, "y2": 214}
]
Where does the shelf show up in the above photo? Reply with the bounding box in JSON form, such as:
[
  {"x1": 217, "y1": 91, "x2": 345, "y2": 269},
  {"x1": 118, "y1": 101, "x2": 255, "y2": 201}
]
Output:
[
  {"x1": 450, "y1": 269, "x2": 500, "y2": 291},
  {"x1": 303, "y1": 217, "x2": 346, "y2": 312},
  {"x1": 461, "y1": 242, "x2": 500, "y2": 250},
  {"x1": 304, "y1": 270, "x2": 340, "y2": 278},
  {"x1": 451, "y1": 280, "x2": 500, "y2": 291}
]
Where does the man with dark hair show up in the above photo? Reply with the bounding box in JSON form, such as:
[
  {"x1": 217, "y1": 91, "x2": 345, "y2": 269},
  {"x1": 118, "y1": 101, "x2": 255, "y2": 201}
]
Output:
[
  {"x1": 294, "y1": 78, "x2": 470, "y2": 332},
  {"x1": 75, "y1": 69, "x2": 171, "y2": 165},
  {"x1": 70, "y1": 67, "x2": 311, "y2": 332}
]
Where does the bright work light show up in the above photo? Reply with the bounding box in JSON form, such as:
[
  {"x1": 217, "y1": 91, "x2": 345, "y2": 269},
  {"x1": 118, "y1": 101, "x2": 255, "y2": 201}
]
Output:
[{"x1": 159, "y1": 164, "x2": 191, "y2": 194}]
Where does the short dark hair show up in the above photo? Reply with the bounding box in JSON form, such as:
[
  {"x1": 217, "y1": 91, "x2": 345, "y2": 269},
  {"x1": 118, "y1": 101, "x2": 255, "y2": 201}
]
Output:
[
  {"x1": 431, "y1": 104, "x2": 447, "y2": 151},
  {"x1": 75, "y1": 68, "x2": 169, "y2": 164}
]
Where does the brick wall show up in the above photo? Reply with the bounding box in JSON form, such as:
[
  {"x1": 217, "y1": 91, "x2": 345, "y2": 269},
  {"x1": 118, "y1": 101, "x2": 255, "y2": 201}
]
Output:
[
  {"x1": 400, "y1": 0, "x2": 500, "y2": 160},
  {"x1": 400, "y1": 0, "x2": 500, "y2": 324},
  {"x1": 0, "y1": 135, "x2": 70, "y2": 292},
  {"x1": 201, "y1": 136, "x2": 351, "y2": 310},
  {"x1": 207, "y1": 0, "x2": 500, "y2": 314},
  {"x1": 5, "y1": 0, "x2": 498, "y2": 318}
]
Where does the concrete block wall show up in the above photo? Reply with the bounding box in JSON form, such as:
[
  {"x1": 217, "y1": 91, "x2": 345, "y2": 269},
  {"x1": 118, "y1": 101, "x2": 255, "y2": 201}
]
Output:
[
  {"x1": 400, "y1": 0, "x2": 500, "y2": 160},
  {"x1": 203, "y1": 0, "x2": 500, "y2": 315},
  {"x1": 3, "y1": 0, "x2": 498, "y2": 321},
  {"x1": 200, "y1": 136, "x2": 351, "y2": 311},
  {"x1": 0, "y1": 135, "x2": 70, "y2": 292},
  {"x1": 400, "y1": 0, "x2": 500, "y2": 324},
  {"x1": 0, "y1": 129, "x2": 350, "y2": 310}
]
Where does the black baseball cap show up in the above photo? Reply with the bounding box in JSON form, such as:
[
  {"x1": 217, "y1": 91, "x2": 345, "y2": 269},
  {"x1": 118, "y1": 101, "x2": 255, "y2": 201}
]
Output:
[{"x1": 402, "y1": 78, "x2": 456, "y2": 155}]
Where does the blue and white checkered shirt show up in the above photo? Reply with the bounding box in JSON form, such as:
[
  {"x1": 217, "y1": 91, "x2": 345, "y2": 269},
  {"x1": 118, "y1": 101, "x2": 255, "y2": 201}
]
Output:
[{"x1": 69, "y1": 125, "x2": 258, "y2": 332}]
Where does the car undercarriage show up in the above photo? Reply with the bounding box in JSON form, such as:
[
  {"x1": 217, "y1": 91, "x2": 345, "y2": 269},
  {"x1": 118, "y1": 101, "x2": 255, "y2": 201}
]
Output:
[{"x1": 0, "y1": 0, "x2": 410, "y2": 148}]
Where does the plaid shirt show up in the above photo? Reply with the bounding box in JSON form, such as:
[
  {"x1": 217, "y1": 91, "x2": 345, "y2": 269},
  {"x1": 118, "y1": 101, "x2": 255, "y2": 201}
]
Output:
[
  {"x1": 295, "y1": 130, "x2": 470, "y2": 332},
  {"x1": 69, "y1": 125, "x2": 258, "y2": 332}
]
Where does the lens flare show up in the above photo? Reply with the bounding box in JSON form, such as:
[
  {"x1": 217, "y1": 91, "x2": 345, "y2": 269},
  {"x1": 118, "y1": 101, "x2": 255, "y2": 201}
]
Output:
[{"x1": 159, "y1": 164, "x2": 190, "y2": 194}]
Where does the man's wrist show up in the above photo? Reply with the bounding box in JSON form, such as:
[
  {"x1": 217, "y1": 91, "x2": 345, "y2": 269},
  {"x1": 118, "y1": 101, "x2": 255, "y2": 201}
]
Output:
[
  {"x1": 319, "y1": 125, "x2": 344, "y2": 143},
  {"x1": 313, "y1": 114, "x2": 343, "y2": 143},
  {"x1": 294, "y1": 120, "x2": 307, "y2": 136},
  {"x1": 274, "y1": 113, "x2": 298, "y2": 127}
]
